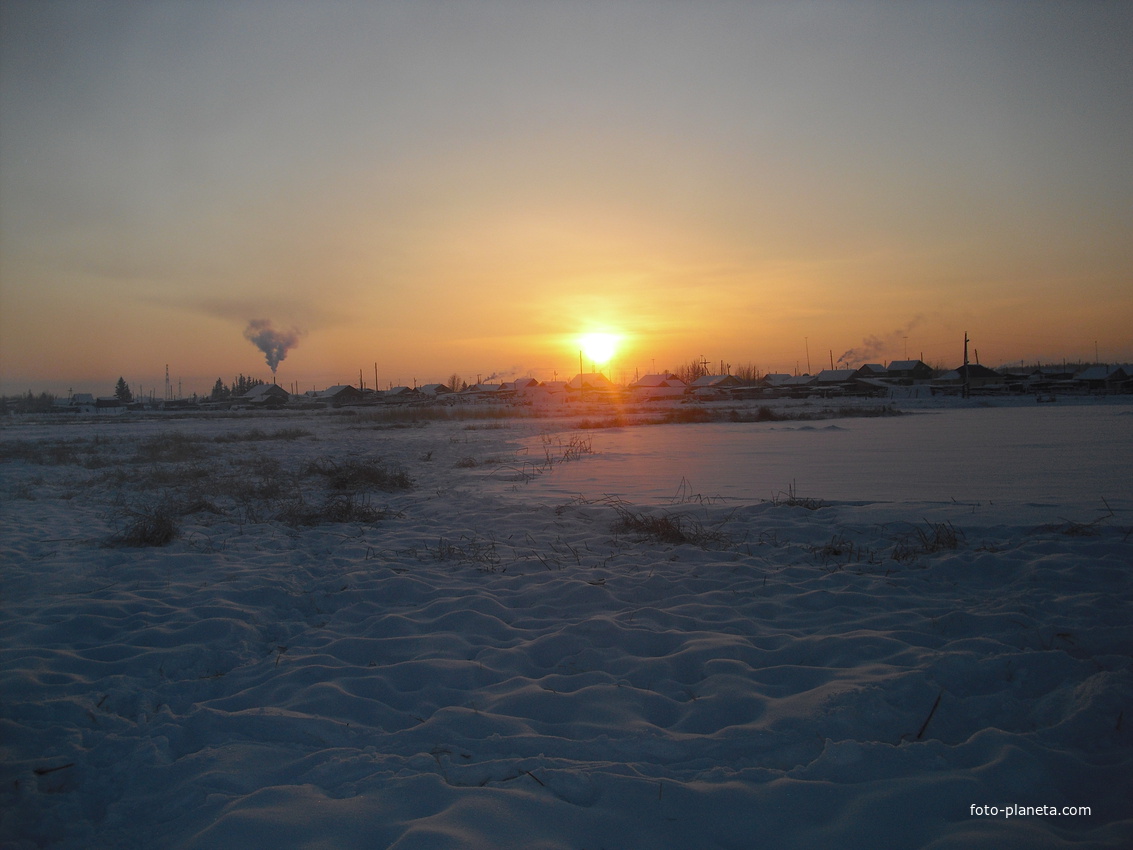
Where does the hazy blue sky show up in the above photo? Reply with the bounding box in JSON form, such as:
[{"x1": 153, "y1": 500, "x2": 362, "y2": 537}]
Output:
[{"x1": 2, "y1": 0, "x2": 1130, "y2": 395}]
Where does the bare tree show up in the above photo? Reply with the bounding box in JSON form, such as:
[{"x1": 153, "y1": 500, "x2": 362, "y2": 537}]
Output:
[
  {"x1": 671, "y1": 357, "x2": 710, "y2": 384},
  {"x1": 733, "y1": 362, "x2": 761, "y2": 383}
]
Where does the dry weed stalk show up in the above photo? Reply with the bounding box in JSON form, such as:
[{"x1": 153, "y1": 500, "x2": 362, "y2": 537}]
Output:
[
  {"x1": 890, "y1": 520, "x2": 965, "y2": 563},
  {"x1": 770, "y1": 481, "x2": 823, "y2": 510}
]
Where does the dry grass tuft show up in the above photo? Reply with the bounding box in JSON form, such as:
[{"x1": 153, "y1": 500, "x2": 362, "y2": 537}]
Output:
[
  {"x1": 301, "y1": 456, "x2": 412, "y2": 491},
  {"x1": 890, "y1": 520, "x2": 964, "y2": 562},
  {"x1": 770, "y1": 481, "x2": 823, "y2": 510},
  {"x1": 275, "y1": 493, "x2": 392, "y2": 527},
  {"x1": 611, "y1": 504, "x2": 731, "y2": 548},
  {"x1": 107, "y1": 501, "x2": 180, "y2": 547}
]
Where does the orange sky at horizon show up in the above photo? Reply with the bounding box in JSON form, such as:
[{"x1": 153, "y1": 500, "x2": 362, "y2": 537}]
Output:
[{"x1": 2, "y1": 1, "x2": 1131, "y2": 398}]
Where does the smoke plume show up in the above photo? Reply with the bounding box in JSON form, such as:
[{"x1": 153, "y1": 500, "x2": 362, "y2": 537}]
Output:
[
  {"x1": 837, "y1": 316, "x2": 924, "y2": 367},
  {"x1": 244, "y1": 319, "x2": 301, "y2": 375}
]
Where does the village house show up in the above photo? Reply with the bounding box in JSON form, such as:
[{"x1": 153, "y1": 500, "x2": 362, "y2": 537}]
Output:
[
  {"x1": 628, "y1": 373, "x2": 687, "y2": 401},
  {"x1": 52, "y1": 393, "x2": 98, "y2": 414},
  {"x1": 567, "y1": 372, "x2": 619, "y2": 400},
  {"x1": 241, "y1": 383, "x2": 291, "y2": 407},
  {"x1": 755, "y1": 374, "x2": 798, "y2": 397},
  {"x1": 760, "y1": 373, "x2": 792, "y2": 387},
  {"x1": 498, "y1": 378, "x2": 542, "y2": 400},
  {"x1": 885, "y1": 360, "x2": 935, "y2": 383},
  {"x1": 932, "y1": 364, "x2": 1004, "y2": 394},
  {"x1": 689, "y1": 374, "x2": 742, "y2": 399},
  {"x1": 459, "y1": 383, "x2": 504, "y2": 403},
  {"x1": 91, "y1": 397, "x2": 127, "y2": 415},
  {"x1": 1010, "y1": 366, "x2": 1078, "y2": 393},
  {"x1": 812, "y1": 369, "x2": 858, "y2": 396},
  {"x1": 312, "y1": 385, "x2": 363, "y2": 406},
  {"x1": 381, "y1": 386, "x2": 419, "y2": 403},
  {"x1": 775, "y1": 375, "x2": 817, "y2": 396},
  {"x1": 855, "y1": 364, "x2": 888, "y2": 378},
  {"x1": 1074, "y1": 365, "x2": 1130, "y2": 393}
]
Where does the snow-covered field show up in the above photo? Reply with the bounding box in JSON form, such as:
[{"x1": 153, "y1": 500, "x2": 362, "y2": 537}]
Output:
[{"x1": 2, "y1": 400, "x2": 1131, "y2": 849}]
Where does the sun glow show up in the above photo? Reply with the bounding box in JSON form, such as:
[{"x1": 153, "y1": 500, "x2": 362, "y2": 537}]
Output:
[{"x1": 578, "y1": 332, "x2": 620, "y2": 365}]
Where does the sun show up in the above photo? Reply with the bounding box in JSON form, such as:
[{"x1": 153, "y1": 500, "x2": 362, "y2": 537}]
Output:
[{"x1": 579, "y1": 332, "x2": 620, "y2": 366}]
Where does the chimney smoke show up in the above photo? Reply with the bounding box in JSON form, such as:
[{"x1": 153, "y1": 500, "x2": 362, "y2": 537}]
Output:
[{"x1": 244, "y1": 319, "x2": 301, "y2": 376}]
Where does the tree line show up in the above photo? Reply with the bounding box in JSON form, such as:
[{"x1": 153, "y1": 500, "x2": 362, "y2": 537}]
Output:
[{"x1": 209, "y1": 375, "x2": 266, "y2": 401}]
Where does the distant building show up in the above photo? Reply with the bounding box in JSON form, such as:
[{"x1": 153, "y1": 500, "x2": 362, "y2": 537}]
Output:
[
  {"x1": 780, "y1": 375, "x2": 816, "y2": 392},
  {"x1": 499, "y1": 378, "x2": 543, "y2": 400},
  {"x1": 885, "y1": 360, "x2": 934, "y2": 382},
  {"x1": 689, "y1": 374, "x2": 742, "y2": 399},
  {"x1": 628, "y1": 373, "x2": 687, "y2": 400},
  {"x1": 242, "y1": 384, "x2": 291, "y2": 406},
  {"x1": 460, "y1": 383, "x2": 504, "y2": 402},
  {"x1": 854, "y1": 364, "x2": 888, "y2": 378},
  {"x1": 94, "y1": 397, "x2": 126, "y2": 415},
  {"x1": 761, "y1": 373, "x2": 793, "y2": 387},
  {"x1": 1074, "y1": 365, "x2": 1130, "y2": 393},
  {"x1": 933, "y1": 364, "x2": 1004, "y2": 393},
  {"x1": 382, "y1": 386, "x2": 419, "y2": 403},
  {"x1": 53, "y1": 393, "x2": 98, "y2": 414},
  {"x1": 812, "y1": 369, "x2": 859, "y2": 396},
  {"x1": 567, "y1": 373, "x2": 618, "y2": 399},
  {"x1": 314, "y1": 385, "x2": 363, "y2": 405},
  {"x1": 531, "y1": 381, "x2": 569, "y2": 406}
]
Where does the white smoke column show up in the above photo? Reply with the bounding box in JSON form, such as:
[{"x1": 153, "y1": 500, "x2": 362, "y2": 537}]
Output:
[
  {"x1": 244, "y1": 319, "x2": 301, "y2": 376},
  {"x1": 837, "y1": 315, "x2": 925, "y2": 367}
]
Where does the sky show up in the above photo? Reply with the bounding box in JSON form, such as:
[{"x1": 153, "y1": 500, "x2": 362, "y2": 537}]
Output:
[{"x1": 2, "y1": 0, "x2": 1131, "y2": 397}]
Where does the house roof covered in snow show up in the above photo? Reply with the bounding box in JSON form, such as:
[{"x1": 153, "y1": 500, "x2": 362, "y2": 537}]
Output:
[
  {"x1": 631, "y1": 373, "x2": 685, "y2": 388},
  {"x1": 886, "y1": 360, "x2": 930, "y2": 372},
  {"x1": 855, "y1": 364, "x2": 887, "y2": 376},
  {"x1": 1075, "y1": 365, "x2": 1129, "y2": 382},
  {"x1": 567, "y1": 373, "x2": 616, "y2": 390},
  {"x1": 500, "y1": 378, "x2": 541, "y2": 392},
  {"x1": 315, "y1": 385, "x2": 361, "y2": 399},
  {"x1": 243, "y1": 383, "x2": 289, "y2": 400},
  {"x1": 690, "y1": 374, "x2": 739, "y2": 388},
  {"x1": 780, "y1": 375, "x2": 815, "y2": 386},
  {"x1": 814, "y1": 369, "x2": 857, "y2": 383},
  {"x1": 761, "y1": 373, "x2": 793, "y2": 386},
  {"x1": 946, "y1": 364, "x2": 1001, "y2": 378}
]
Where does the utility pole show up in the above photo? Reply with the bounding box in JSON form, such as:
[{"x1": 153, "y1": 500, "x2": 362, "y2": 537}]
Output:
[
  {"x1": 962, "y1": 332, "x2": 970, "y2": 399},
  {"x1": 804, "y1": 338, "x2": 811, "y2": 374}
]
